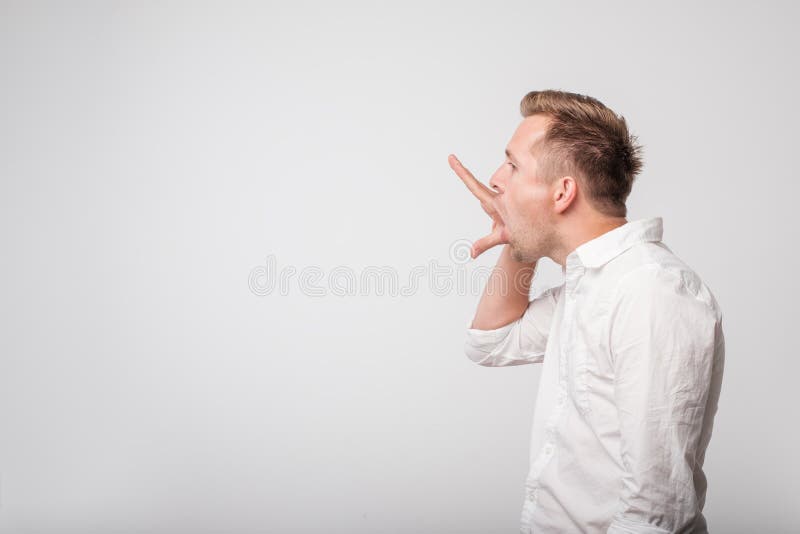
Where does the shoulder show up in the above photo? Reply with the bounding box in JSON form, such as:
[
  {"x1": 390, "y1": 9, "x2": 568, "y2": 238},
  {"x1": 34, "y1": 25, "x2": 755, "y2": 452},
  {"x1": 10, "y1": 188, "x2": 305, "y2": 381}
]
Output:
[
  {"x1": 611, "y1": 261, "x2": 722, "y2": 323},
  {"x1": 607, "y1": 261, "x2": 724, "y2": 368}
]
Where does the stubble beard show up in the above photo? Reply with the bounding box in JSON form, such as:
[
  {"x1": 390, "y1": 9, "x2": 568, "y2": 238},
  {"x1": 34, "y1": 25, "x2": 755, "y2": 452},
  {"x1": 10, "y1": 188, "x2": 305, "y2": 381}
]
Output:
[
  {"x1": 509, "y1": 234, "x2": 539, "y2": 263},
  {"x1": 509, "y1": 223, "x2": 555, "y2": 264}
]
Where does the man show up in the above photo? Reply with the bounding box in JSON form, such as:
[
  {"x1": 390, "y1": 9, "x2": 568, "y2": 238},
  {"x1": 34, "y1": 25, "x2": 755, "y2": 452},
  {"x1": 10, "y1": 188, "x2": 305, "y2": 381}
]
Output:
[{"x1": 450, "y1": 90, "x2": 725, "y2": 533}]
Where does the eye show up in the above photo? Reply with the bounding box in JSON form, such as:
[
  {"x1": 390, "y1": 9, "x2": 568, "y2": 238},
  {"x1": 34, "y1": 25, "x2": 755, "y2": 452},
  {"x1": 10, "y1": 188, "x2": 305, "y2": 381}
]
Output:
[{"x1": 507, "y1": 161, "x2": 516, "y2": 169}]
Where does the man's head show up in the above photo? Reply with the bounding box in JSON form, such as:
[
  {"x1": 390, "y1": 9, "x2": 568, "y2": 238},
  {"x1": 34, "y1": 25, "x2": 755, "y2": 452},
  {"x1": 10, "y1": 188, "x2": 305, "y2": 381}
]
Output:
[{"x1": 488, "y1": 90, "x2": 643, "y2": 264}]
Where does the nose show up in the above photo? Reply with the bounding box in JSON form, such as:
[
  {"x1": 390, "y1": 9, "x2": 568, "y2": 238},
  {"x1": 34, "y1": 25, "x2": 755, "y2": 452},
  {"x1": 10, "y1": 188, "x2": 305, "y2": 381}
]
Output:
[{"x1": 489, "y1": 168, "x2": 506, "y2": 194}]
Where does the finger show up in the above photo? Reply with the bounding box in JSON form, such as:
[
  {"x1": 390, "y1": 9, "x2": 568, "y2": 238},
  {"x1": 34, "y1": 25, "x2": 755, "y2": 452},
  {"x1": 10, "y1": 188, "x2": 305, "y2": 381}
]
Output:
[
  {"x1": 471, "y1": 229, "x2": 504, "y2": 259},
  {"x1": 448, "y1": 154, "x2": 494, "y2": 203}
]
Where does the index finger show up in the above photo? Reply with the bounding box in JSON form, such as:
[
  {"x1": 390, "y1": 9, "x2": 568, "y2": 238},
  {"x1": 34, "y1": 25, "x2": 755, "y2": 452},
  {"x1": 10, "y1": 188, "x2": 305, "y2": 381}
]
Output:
[{"x1": 448, "y1": 154, "x2": 494, "y2": 203}]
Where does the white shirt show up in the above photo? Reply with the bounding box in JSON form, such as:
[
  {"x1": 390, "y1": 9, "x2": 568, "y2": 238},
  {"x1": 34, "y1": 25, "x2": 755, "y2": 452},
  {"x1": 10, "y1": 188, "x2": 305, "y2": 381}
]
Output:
[{"x1": 464, "y1": 217, "x2": 725, "y2": 534}]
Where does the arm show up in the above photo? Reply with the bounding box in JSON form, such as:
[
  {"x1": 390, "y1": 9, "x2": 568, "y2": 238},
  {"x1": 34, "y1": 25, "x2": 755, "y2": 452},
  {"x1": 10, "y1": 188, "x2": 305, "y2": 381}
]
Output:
[
  {"x1": 606, "y1": 266, "x2": 724, "y2": 533},
  {"x1": 464, "y1": 282, "x2": 559, "y2": 367},
  {"x1": 464, "y1": 256, "x2": 560, "y2": 367},
  {"x1": 471, "y1": 244, "x2": 537, "y2": 330}
]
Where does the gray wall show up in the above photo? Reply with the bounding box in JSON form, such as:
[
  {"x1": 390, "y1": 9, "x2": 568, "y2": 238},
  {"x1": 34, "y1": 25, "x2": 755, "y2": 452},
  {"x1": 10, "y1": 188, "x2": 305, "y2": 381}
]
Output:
[{"x1": 1, "y1": 1, "x2": 797, "y2": 532}]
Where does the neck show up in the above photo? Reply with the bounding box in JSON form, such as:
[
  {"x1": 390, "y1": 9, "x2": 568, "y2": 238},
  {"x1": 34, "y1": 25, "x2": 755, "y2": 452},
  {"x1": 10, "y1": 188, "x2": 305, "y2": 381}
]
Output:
[{"x1": 552, "y1": 215, "x2": 628, "y2": 267}]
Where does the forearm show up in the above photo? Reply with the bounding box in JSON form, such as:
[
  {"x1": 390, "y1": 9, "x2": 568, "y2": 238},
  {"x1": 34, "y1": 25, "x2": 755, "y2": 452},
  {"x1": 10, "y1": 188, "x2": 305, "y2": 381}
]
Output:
[{"x1": 470, "y1": 244, "x2": 537, "y2": 330}]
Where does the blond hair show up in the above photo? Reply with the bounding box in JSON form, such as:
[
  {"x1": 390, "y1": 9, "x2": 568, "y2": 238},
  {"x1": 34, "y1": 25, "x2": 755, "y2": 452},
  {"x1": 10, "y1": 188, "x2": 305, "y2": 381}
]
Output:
[{"x1": 520, "y1": 90, "x2": 643, "y2": 218}]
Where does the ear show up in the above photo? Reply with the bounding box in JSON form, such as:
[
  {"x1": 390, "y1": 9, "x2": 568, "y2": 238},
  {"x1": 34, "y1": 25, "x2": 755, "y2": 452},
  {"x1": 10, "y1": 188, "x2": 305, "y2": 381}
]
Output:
[{"x1": 552, "y1": 175, "x2": 578, "y2": 214}]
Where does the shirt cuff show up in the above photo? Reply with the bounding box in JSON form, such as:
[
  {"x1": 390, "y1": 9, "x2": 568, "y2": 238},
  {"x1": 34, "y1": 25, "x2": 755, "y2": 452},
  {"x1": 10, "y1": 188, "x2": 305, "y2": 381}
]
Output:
[{"x1": 464, "y1": 318, "x2": 516, "y2": 364}]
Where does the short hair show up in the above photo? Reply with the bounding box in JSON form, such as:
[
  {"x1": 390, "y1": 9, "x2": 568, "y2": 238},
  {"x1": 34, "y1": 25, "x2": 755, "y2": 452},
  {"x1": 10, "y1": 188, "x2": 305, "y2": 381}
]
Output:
[{"x1": 520, "y1": 90, "x2": 643, "y2": 218}]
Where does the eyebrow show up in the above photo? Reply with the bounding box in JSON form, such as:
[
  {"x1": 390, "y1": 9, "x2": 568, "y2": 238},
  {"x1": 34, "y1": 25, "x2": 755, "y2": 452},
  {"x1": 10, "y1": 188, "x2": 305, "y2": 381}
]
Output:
[{"x1": 505, "y1": 148, "x2": 519, "y2": 164}]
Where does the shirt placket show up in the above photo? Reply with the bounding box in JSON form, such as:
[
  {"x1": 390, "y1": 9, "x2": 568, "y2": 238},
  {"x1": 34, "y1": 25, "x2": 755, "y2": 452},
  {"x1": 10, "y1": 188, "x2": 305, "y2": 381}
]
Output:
[{"x1": 525, "y1": 256, "x2": 585, "y2": 507}]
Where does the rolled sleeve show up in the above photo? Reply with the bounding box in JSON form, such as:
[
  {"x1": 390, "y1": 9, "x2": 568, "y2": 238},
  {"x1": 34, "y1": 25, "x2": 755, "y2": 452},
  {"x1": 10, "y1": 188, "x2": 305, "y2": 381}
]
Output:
[
  {"x1": 463, "y1": 283, "x2": 561, "y2": 367},
  {"x1": 606, "y1": 266, "x2": 723, "y2": 533}
]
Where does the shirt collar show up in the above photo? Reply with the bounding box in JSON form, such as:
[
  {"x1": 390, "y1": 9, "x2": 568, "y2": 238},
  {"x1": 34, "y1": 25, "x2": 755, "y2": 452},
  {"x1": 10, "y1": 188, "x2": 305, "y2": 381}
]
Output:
[{"x1": 562, "y1": 217, "x2": 664, "y2": 273}]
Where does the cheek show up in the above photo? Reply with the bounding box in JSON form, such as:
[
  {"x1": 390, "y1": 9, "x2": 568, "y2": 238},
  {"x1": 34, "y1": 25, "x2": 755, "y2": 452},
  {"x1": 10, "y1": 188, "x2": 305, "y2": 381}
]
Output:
[{"x1": 508, "y1": 185, "x2": 541, "y2": 221}]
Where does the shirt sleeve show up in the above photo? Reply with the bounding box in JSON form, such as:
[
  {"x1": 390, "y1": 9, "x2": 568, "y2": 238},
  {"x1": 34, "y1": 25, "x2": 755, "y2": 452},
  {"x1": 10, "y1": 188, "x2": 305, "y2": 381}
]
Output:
[
  {"x1": 606, "y1": 265, "x2": 724, "y2": 534},
  {"x1": 463, "y1": 283, "x2": 562, "y2": 367}
]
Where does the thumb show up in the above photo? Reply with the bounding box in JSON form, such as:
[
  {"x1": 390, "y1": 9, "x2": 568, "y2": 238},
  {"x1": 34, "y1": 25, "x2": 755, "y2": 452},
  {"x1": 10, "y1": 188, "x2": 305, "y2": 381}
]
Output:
[{"x1": 471, "y1": 230, "x2": 503, "y2": 259}]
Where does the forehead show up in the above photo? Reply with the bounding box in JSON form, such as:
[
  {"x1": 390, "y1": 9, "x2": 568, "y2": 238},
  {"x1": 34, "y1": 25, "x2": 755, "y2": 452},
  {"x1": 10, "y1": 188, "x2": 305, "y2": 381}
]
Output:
[{"x1": 507, "y1": 114, "x2": 551, "y2": 158}]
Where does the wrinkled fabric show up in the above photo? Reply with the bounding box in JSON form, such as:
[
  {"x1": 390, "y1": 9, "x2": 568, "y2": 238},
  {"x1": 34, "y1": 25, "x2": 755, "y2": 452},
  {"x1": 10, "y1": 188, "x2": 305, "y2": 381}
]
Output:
[{"x1": 464, "y1": 217, "x2": 725, "y2": 534}]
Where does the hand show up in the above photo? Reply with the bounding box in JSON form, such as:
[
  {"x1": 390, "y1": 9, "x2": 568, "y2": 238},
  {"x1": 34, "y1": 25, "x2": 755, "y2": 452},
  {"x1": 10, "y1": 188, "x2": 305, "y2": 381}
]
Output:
[{"x1": 449, "y1": 154, "x2": 509, "y2": 258}]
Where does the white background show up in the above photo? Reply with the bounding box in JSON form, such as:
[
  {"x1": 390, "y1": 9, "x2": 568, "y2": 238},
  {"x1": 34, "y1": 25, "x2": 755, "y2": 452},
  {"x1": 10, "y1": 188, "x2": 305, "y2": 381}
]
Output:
[{"x1": 1, "y1": 1, "x2": 798, "y2": 532}]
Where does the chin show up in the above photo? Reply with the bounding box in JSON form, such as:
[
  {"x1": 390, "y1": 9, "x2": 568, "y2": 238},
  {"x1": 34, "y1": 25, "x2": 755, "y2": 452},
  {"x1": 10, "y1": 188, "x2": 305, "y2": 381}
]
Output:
[
  {"x1": 510, "y1": 241, "x2": 535, "y2": 263},
  {"x1": 509, "y1": 244, "x2": 527, "y2": 263}
]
